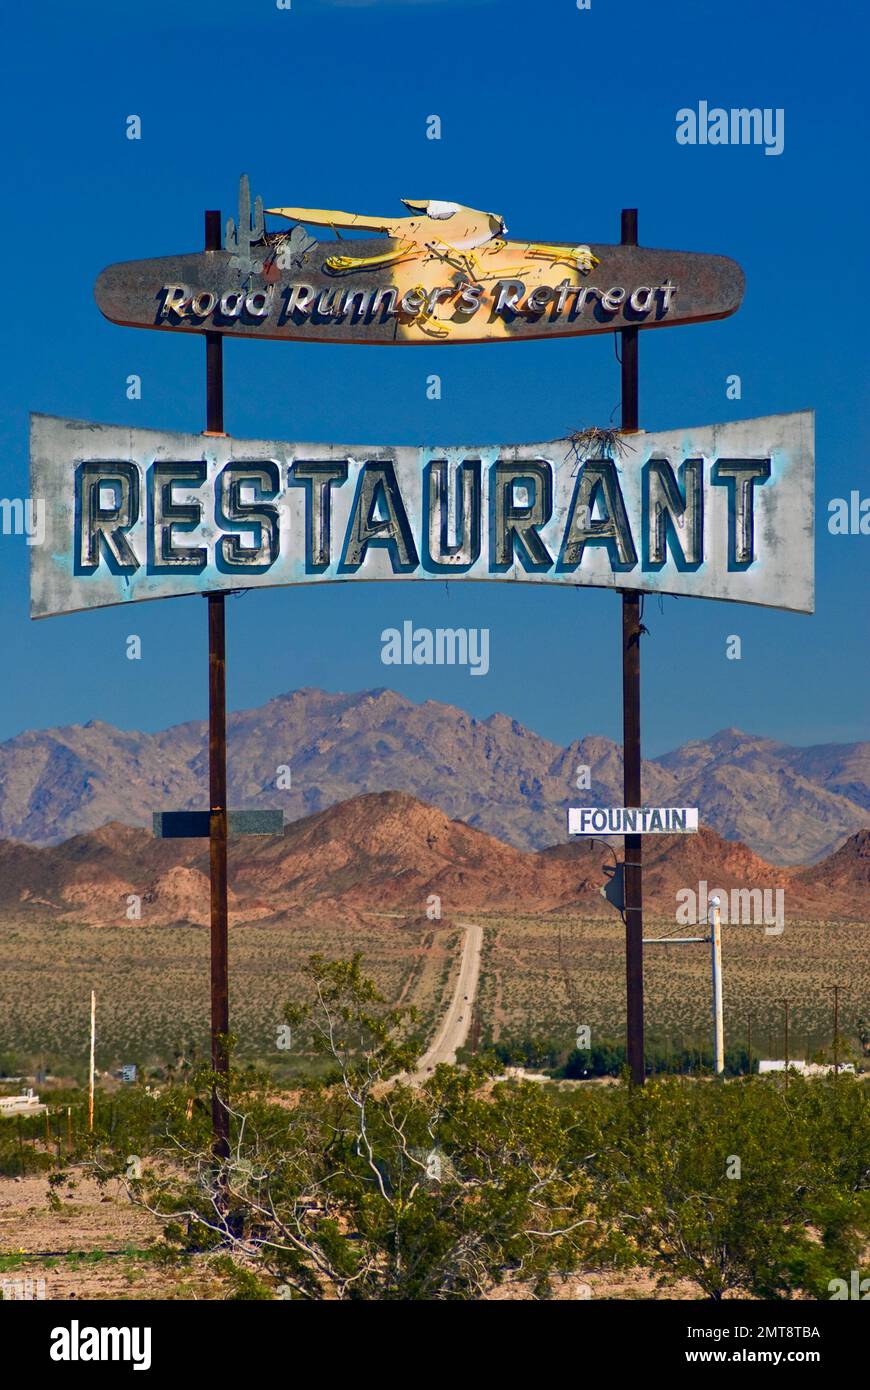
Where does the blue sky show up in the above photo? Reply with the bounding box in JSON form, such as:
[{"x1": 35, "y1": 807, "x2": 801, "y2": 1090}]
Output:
[{"x1": 0, "y1": 0, "x2": 866, "y2": 755}]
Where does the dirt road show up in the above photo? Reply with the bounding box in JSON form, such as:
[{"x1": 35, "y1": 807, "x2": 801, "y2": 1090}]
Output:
[{"x1": 414, "y1": 921, "x2": 483, "y2": 1077}]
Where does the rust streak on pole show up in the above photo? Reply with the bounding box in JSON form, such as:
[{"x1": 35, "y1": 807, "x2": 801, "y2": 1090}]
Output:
[
  {"x1": 205, "y1": 211, "x2": 224, "y2": 436},
  {"x1": 208, "y1": 591, "x2": 229, "y2": 1161},
  {"x1": 620, "y1": 208, "x2": 644, "y2": 1087},
  {"x1": 620, "y1": 209, "x2": 639, "y2": 435},
  {"x1": 205, "y1": 210, "x2": 230, "y2": 1163}
]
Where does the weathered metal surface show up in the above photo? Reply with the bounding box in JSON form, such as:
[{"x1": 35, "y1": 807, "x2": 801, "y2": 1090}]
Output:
[
  {"x1": 204, "y1": 210, "x2": 224, "y2": 434},
  {"x1": 30, "y1": 410, "x2": 814, "y2": 618},
  {"x1": 152, "y1": 809, "x2": 284, "y2": 838},
  {"x1": 203, "y1": 211, "x2": 230, "y2": 1167},
  {"x1": 153, "y1": 811, "x2": 211, "y2": 838},
  {"x1": 208, "y1": 590, "x2": 229, "y2": 1163},
  {"x1": 228, "y1": 809, "x2": 284, "y2": 837},
  {"x1": 619, "y1": 206, "x2": 644, "y2": 1088},
  {"x1": 600, "y1": 861, "x2": 626, "y2": 912},
  {"x1": 93, "y1": 176, "x2": 744, "y2": 346}
]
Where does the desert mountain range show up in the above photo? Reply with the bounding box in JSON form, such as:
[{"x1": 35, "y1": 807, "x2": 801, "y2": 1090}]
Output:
[
  {"x1": 0, "y1": 688, "x2": 866, "y2": 865},
  {"x1": 0, "y1": 791, "x2": 866, "y2": 928}
]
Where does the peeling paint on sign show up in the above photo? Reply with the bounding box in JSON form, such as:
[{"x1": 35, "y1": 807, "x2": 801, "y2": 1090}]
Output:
[
  {"x1": 30, "y1": 411, "x2": 813, "y2": 619},
  {"x1": 93, "y1": 176, "x2": 745, "y2": 347}
]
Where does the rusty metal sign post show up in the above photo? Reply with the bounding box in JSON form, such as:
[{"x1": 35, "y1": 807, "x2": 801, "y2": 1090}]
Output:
[
  {"x1": 29, "y1": 182, "x2": 816, "y2": 1159},
  {"x1": 200, "y1": 212, "x2": 283, "y2": 1161},
  {"x1": 620, "y1": 209, "x2": 645, "y2": 1086},
  {"x1": 205, "y1": 209, "x2": 230, "y2": 1163}
]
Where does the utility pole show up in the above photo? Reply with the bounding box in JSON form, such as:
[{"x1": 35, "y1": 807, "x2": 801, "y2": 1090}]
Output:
[
  {"x1": 783, "y1": 999, "x2": 790, "y2": 1089},
  {"x1": 643, "y1": 906, "x2": 717, "y2": 1074},
  {"x1": 709, "y1": 895, "x2": 724, "y2": 1074},
  {"x1": 833, "y1": 985, "x2": 841, "y2": 1075},
  {"x1": 88, "y1": 990, "x2": 96, "y2": 1131}
]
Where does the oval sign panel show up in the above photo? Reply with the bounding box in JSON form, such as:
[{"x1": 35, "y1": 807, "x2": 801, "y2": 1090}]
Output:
[{"x1": 94, "y1": 176, "x2": 745, "y2": 347}]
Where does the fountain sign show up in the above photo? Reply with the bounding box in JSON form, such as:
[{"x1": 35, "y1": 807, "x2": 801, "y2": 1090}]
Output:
[
  {"x1": 568, "y1": 807, "x2": 699, "y2": 835},
  {"x1": 30, "y1": 410, "x2": 813, "y2": 619}
]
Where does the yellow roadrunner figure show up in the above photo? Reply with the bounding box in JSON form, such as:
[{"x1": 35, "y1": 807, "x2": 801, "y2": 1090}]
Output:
[
  {"x1": 406, "y1": 282, "x2": 452, "y2": 338},
  {"x1": 96, "y1": 172, "x2": 745, "y2": 346},
  {"x1": 265, "y1": 198, "x2": 600, "y2": 279}
]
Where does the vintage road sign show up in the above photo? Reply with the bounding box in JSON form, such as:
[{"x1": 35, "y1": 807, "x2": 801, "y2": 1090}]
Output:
[
  {"x1": 153, "y1": 810, "x2": 284, "y2": 838},
  {"x1": 93, "y1": 176, "x2": 744, "y2": 347},
  {"x1": 569, "y1": 807, "x2": 699, "y2": 835},
  {"x1": 30, "y1": 410, "x2": 813, "y2": 619}
]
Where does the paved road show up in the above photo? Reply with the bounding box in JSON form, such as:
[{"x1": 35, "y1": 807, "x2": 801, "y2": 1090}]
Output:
[{"x1": 414, "y1": 921, "x2": 483, "y2": 1077}]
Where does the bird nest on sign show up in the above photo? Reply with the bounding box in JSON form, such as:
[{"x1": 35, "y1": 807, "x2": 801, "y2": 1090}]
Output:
[{"x1": 564, "y1": 426, "x2": 636, "y2": 469}]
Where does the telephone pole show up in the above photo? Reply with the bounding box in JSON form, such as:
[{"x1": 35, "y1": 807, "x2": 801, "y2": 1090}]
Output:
[
  {"x1": 710, "y1": 896, "x2": 724, "y2": 1074},
  {"x1": 833, "y1": 985, "x2": 842, "y2": 1075},
  {"x1": 88, "y1": 990, "x2": 96, "y2": 1131}
]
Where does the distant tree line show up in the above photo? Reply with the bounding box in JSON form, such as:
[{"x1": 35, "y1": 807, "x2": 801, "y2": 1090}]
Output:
[{"x1": 489, "y1": 1036, "x2": 757, "y2": 1078}]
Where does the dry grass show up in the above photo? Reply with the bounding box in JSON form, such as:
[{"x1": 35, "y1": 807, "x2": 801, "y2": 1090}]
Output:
[
  {"x1": 1, "y1": 910, "x2": 866, "y2": 1076},
  {"x1": 0, "y1": 916, "x2": 461, "y2": 1076},
  {"x1": 479, "y1": 911, "x2": 870, "y2": 1057}
]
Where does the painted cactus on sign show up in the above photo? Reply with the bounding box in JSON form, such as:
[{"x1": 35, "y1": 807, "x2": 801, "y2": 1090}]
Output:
[{"x1": 93, "y1": 175, "x2": 745, "y2": 346}]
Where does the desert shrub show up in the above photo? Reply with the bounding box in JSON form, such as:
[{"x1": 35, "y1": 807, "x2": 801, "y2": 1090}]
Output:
[
  {"x1": 78, "y1": 958, "x2": 869, "y2": 1301},
  {"x1": 567, "y1": 1073, "x2": 870, "y2": 1299}
]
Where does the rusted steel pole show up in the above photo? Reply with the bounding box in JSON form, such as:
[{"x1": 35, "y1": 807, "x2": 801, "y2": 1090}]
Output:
[
  {"x1": 620, "y1": 209, "x2": 639, "y2": 435},
  {"x1": 205, "y1": 210, "x2": 224, "y2": 436},
  {"x1": 208, "y1": 591, "x2": 229, "y2": 1159},
  {"x1": 620, "y1": 207, "x2": 645, "y2": 1087},
  {"x1": 205, "y1": 210, "x2": 230, "y2": 1162}
]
